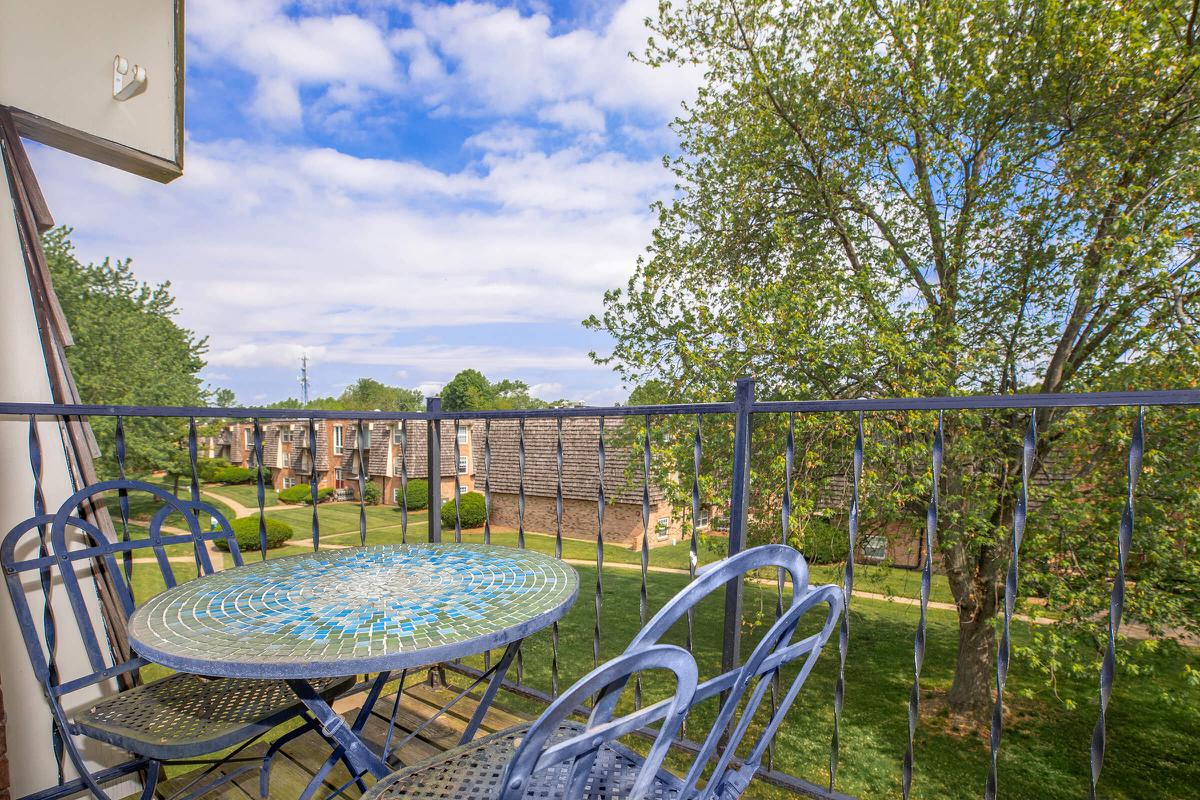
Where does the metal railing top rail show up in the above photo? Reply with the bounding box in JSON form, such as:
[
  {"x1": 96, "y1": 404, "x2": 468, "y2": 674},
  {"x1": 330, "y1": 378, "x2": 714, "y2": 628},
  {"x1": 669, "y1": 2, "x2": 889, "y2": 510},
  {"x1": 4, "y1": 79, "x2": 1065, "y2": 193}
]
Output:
[{"x1": 2, "y1": 387, "x2": 1200, "y2": 423}]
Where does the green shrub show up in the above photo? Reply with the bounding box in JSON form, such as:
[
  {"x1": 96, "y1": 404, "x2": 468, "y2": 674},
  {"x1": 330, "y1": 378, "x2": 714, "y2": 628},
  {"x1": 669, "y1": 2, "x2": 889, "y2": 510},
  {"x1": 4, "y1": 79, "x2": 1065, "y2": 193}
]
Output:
[
  {"x1": 198, "y1": 457, "x2": 232, "y2": 481},
  {"x1": 362, "y1": 482, "x2": 381, "y2": 505},
  {"x1": 278, "y1": 483, "x2": 310, "y2": 504},
  {"x1": 400, "y1": 479, "x2": 429, "y2": 510},
  {"x1": 215, "y1": 516, "x2": 293, "y2": 552},
  {"x1": 210, "y1": 466, "x2": 255, "y2": 484},
  {"x1": 794, "y1": 518, "x2": 851, "y2": 565},
  {"x1": 440, "y1": 491, "x2": 487, "y2": 529},
  {"x1": 277, "y1": 484, "x2": 335, "y2": 504}
]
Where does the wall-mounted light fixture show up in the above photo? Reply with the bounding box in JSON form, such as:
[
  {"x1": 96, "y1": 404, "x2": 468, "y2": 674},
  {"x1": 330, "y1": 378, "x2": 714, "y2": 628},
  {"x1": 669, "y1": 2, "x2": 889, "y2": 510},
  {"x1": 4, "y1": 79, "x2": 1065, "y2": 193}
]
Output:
[{"x1": 112, "y1": 55, "x2": 147, "y2": 101}]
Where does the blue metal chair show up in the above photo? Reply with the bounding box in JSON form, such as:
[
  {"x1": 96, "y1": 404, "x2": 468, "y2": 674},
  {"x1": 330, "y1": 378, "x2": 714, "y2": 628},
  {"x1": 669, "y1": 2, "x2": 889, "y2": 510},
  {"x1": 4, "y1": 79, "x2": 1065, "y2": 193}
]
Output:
[
  {"x1": 362, "y1": 544, "x2": 843, "y2": 800},
  {"x1": 1, "y1": 479, "x2": 352, "y2": 800}
]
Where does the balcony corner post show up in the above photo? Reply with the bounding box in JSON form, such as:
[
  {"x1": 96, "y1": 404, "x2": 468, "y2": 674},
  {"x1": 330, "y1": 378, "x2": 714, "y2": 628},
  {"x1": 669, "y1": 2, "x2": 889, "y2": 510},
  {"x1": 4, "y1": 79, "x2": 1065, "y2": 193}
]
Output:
[{"x1": 722, "y1": 377, "x2": 755, "y2": 678}]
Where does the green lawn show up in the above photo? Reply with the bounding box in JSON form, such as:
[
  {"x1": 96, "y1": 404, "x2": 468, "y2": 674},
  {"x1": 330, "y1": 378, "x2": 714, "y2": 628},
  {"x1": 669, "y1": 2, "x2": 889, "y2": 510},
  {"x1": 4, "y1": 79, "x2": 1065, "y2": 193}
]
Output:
[
  {"x1": 102, "y1": 487, "x2": 236, "y2": 532},
  {"x1": 461, "y1": 567, "x2": 1199, "y2": 800},
  {"x1": 118, "y1": 502, "x2": 1192, "y2": 799},
  {"x1": 206, "y1": 481, "x2": 280, "y2": 508}
]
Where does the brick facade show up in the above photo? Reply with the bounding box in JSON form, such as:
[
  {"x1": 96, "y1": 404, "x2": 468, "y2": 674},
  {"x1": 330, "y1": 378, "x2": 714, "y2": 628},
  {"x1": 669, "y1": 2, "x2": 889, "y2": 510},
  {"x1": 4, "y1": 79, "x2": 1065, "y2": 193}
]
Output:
[{"x1": 486, "y1": 493, "x2": 684, "y2": 549}]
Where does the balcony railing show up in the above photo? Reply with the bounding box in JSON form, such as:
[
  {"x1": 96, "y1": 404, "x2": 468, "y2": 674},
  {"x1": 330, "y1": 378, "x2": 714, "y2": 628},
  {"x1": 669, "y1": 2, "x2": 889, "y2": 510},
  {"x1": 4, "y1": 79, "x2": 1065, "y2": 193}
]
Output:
[{"x1": 2, "y1": 380, "x2": 1198, "y2": 799}]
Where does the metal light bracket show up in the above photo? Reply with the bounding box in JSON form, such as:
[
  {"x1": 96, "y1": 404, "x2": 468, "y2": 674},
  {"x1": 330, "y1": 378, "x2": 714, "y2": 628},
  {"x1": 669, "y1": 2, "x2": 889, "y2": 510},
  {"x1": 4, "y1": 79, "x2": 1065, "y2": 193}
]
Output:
[{"x1": 112, "y1": 55, "x2": 147, "y2": 101}]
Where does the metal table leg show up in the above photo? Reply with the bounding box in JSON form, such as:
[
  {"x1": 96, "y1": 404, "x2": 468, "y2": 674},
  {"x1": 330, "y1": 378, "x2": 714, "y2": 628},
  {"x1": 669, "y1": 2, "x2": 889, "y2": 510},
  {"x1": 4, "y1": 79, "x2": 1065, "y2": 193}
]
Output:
[
  {"x1": 459, "y1": 641, "x2": 520, "y2": 744},
  {"x1": 287, "y1": 675, "x2": 392, "y2": 781}
]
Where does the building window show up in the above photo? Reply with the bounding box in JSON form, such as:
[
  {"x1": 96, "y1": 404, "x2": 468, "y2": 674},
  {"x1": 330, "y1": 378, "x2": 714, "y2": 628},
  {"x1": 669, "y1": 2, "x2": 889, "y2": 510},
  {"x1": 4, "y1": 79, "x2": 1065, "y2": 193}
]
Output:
[
  {"x1": 457, "y1": 426, "x2": 469, "y2": 445},
  {"x1": 283, "y1": 476, "x2": 296, "y2": 489},
  {"x1": 393, "y1": 426, "x2": 404, "y2": 445},
  {"x1": 280, "y1": 429, "x2": 293, "y2": 444},
  {"x1": 694, "y1": 507, "x2": 711, "y2": 530},
  {"x1": 861, "y1": 535, "x2": 888, "y2": 563},
  {"x1": 392, "y1": 488, "x2": 400, "y2": 504},
  {"x1": 333, "y1": 425, "x2": 344, "y2": 455},
  {"x1": 655, "y1": 517, "x2": 671, "y2": 540},
  {"x1": 458, "y1": 455, "x2": 469, "y2": 474},
  {"x1": 335, "y1": 468, "x2": 345, "y2": 488},
  {"x1": 243, "y1": 429, "x2": 253, "y2": 449}
]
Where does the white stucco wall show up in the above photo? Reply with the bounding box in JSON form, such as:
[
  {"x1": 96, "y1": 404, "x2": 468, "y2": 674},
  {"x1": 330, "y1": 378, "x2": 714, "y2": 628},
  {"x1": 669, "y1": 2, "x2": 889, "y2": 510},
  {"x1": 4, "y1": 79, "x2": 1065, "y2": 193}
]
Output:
[{"x1": 0, "y1": 159, "x2": 133, "y2": 799}]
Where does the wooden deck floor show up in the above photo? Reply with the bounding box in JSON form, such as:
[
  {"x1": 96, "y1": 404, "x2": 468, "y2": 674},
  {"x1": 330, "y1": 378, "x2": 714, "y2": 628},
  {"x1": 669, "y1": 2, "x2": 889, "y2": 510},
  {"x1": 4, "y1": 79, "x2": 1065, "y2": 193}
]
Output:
[{"x1": 153, "y1": 673, "x2": 529, "y2": 800}]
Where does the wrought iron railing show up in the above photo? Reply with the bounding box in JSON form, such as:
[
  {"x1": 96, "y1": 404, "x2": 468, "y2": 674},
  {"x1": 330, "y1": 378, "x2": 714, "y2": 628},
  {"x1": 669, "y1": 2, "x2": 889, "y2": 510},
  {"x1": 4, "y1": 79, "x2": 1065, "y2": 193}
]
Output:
[{"x1": 2, "y1": 380, "x2": 1198, "y2": 798}]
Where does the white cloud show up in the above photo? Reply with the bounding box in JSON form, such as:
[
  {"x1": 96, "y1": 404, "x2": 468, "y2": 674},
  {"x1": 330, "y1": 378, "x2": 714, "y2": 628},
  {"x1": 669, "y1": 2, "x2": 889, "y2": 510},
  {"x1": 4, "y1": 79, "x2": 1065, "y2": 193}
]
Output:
[
  {"x1": 528, "y1": 381, "x2": 564, "y2": 400},
  {"x1": 29, "y1": 136, "x2": 669, "y2": 383},
  {"x1": 392, "y1": 0, "x2": 699, "y2": 130},
  {"x1": 189, "y1": 1, "x2": 398, "y2": 125}
]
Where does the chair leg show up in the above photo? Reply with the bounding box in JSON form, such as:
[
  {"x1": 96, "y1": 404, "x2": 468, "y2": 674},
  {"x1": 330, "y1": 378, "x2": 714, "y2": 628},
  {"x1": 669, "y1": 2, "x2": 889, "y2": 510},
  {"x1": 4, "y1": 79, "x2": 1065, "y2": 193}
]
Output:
[
  {"x1": 261, "y1": 717, "x2": 319, "y2": 798},
  {"x1": 138, "y1": 760, "x2": 161, "y2": 800}
]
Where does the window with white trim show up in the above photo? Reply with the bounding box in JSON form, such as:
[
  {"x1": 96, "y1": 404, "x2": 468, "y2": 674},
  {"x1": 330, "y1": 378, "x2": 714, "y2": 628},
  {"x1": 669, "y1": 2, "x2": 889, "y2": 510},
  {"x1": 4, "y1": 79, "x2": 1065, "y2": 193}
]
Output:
[
  {"x1": 655, "y1": 517, "x2": 671, "y2": 540},
  {"x1": 457, "y1": 426, "x2": 469, "y2": 445},
  {"x1": 694, "y1": 507, "x2": 711, "y2": 530},
  {"x1": 392, "y1": 426, "x2": 404, "y2": 445},
  {"x1": 458, "y1": 455, "x2": 469, "y2": 473},
  {"x1": 861, "y1": 535, "x2": 888, "y2": 562},
  {"x1": 393, "y1": 488, "x2": 400, "y2": 504},
  {"x1": 333, "y1": 425, "x2": 344, "y2": 455}
]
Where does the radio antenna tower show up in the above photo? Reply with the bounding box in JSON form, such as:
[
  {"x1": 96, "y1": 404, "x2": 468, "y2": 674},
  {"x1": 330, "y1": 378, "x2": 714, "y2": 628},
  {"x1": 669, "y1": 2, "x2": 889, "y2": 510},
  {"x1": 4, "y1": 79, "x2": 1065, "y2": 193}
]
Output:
[{"x1": 298, "y1": 353, "x2": 310, "y2": 407}]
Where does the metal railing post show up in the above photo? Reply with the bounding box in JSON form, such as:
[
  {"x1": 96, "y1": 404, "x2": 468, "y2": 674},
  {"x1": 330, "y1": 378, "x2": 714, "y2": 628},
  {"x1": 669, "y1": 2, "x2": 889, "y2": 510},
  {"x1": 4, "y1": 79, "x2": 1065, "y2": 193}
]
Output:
[
  {"x1": 722, "y1": 377, "x2": 754, "y2": 678},
  {"x1": 426, "y1": 396, "x2": 442, "y2": 543}
]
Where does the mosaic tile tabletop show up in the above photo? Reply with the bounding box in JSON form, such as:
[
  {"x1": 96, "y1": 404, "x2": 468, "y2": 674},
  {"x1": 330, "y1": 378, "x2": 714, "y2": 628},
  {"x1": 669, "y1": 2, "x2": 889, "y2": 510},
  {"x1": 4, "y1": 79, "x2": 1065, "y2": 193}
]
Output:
[{"x1": 128, "y1": 544, "x2": 579, "y2": 679}]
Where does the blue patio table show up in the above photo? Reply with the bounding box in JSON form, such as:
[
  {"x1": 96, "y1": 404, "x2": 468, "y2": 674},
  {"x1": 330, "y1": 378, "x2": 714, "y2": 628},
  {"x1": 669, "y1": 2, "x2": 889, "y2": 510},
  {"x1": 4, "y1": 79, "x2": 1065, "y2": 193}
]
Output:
[{"x1": 127, "y1": 543, "x2": 579, "y2": 791}]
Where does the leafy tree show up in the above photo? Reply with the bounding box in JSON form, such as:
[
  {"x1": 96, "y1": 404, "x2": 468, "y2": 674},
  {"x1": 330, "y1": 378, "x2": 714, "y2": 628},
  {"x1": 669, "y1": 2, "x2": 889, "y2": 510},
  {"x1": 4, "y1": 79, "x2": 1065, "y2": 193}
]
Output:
[
  {"x1": 441, "y1": 369, "x2": 562, "y2": 410},
  {"x1": 45, "y1": 227, "x2": 208, "y2": 485},
  {"x1": 338, "y1": 378, "x2": 423, "y2": 411},
  {"x1": 267, "y1": 377, "x2": 423, "y2": 411},
  {"x1": 589, "y1": 0, "x2": 1200, "y2": 713}
]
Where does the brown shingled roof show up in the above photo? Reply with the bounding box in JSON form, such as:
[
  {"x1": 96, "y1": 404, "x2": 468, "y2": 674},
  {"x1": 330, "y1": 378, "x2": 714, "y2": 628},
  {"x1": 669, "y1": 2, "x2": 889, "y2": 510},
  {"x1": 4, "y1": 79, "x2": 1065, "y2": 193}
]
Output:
[{"x1": 471, "y1": 418, "x2": 664, "y2": 505}]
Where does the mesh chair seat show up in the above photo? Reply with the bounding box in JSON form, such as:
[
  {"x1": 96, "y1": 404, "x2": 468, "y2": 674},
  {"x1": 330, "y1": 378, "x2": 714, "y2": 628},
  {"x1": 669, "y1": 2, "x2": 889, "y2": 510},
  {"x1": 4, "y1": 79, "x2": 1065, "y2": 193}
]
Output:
[
  {"x1": 75, "y1": 673, "x2": 353, "y2": 760},
  {"x1": 363, "y1": 723, "x2": 684, "y2": 800}
]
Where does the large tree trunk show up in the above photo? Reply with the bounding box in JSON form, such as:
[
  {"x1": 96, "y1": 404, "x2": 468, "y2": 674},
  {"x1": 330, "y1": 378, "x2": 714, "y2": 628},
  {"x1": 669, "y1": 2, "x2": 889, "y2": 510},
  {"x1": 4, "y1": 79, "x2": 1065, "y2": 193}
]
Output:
[{"x1": 947, "y1": 609, "x2": 996, "y2": 712}]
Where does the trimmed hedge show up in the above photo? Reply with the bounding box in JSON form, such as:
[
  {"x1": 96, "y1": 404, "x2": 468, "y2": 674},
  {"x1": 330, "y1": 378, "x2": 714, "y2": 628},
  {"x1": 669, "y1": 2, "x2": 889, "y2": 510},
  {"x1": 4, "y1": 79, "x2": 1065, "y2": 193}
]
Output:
[
  {"x1": 215, "y1": 516, "x2": 293, "y2": 552},
  {"x1": 210, "y1": 466, "x2": 255, "y2": 484},
  {"x1": 198, "y1": 457, "x2": 232, "y2": 482},
  {"x1": 400, "y1": 479, "x2": 429, "y2": 511},
  {"x1": 278, "y1": 484, "x2": 336, "y2": 504},
  {"x1": 793, "y1": 519, "x2": 851, "y2": 565},
  {"x1": 440, "y1": 491, "x2": 487, "y2": 529},
  {"x1": 278, "y1": 484, "x2": 310, "y2": 504}
]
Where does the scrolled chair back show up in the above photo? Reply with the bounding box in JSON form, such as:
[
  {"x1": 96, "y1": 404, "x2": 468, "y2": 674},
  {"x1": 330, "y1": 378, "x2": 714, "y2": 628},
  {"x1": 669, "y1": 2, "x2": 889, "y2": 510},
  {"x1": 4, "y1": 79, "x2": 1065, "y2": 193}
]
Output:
[{"x1": 498, "y1": 644, "x2": 698, "y2": 800}]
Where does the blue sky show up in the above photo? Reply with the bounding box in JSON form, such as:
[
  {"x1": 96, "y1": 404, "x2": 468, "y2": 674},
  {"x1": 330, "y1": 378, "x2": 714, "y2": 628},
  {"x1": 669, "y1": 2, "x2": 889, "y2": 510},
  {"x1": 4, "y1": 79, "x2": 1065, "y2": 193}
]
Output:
[{"x1": 28, "y1": 0, "x2": 699, "y2": 406}]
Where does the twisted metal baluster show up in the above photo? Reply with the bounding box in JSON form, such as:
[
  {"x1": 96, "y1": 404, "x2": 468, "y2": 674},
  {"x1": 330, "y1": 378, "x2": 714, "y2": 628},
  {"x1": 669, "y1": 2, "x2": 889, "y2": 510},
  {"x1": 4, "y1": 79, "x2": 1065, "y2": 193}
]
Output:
[
  {"x1": 770, "y1": 412, "x2": 795, "y2": 770},
  {"x1": 636, "y1": 414, "x2": 652, "y2": 710},
  {"x1": 831, "y1": 410, "x2": 863, "y2": 791},
  {"x1": 254, "y1": 419, "x2": 267, "y2": 558},
  {"x1": 188, "y1": 418, "x2": 202, "y2": 571},
  {"x1": 483, "y1": 419, "x2": 493, "y2": 673},
  {"x1": 594, "y1": 417, "x2": 606, "y2": 671},
  {"x1": 1089, "y1": 407, "x2": 1144, "y2": 800},
  {"x1": 902, "y1": 412, "x2": 942, "y2": 800},
  {"x1": 452, "y1": 420, "x2": 463, "y2": 543},
  {"x1": 483, "y1": 419, "x2": 492, "y2": 546},
  {"x1": 551, "y1": 417, "x2": 564, "y2": 697},
  {"x1": 986, "y1": 411, "x2": 1036, "y2": 799},
  {"x1": 683, "y1": 414, "x2": 701, "y2": 738},
  {"x1": 517, "y1": 417, "x2": 527, "y2": 549},
  {"x1": 399, "y1": 421, "x2": 409, "y2": 545},
  {"x1": 29, "y1": 416, "x2": 63, "y2": 782},
  {"x1": 516, "y1": 416, "x2": 526, "y2": 685},
  {"x1": 308, "y1": 418, "x2": 319, "y2": 551},
  {"x1": 115, "y1": 416, "x2": 132, "y2": 584},
  {"x1": 357, "y1": 420, "x2": 368, "y2": 546}
]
